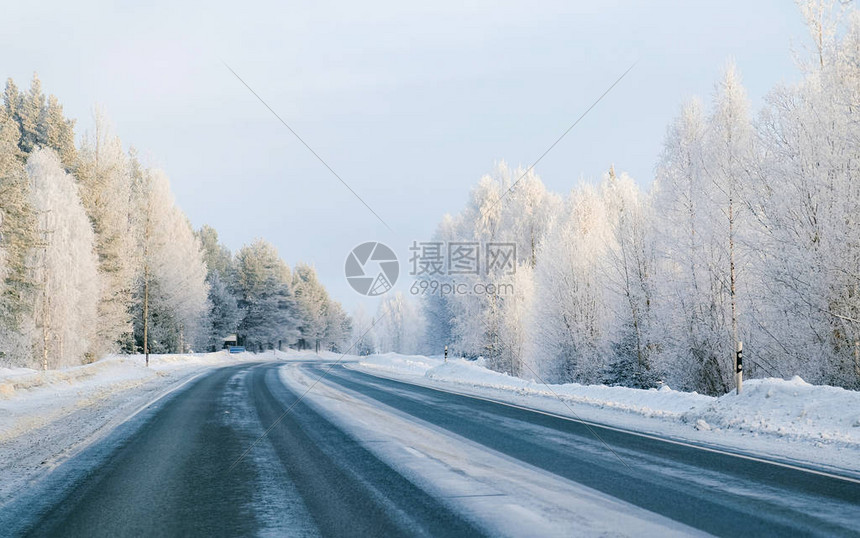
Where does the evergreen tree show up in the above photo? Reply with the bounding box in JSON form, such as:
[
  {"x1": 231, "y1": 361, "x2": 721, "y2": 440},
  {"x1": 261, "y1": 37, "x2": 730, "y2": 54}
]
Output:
[
  {"x1": 323, "y1": 301, "x2": 351, "y2": 352},
  {"x1": 17, "y1": 74, "x2": 44, "y2": 155},
  {"x1": 292, "y1": 263, "x2": 330, "y2": 351},
  {"x1": 234, "y1": 240, "x2": 298, "y2": 350},
  {"x1": 197, "y1": 225, "x2": 241, "y2": 349},
  {"x1": 39, "y1": 95, "x2": 77, "y2": 170},
  {"x1": 0, "y1": 107, "x2": 37, "y2": 365}
]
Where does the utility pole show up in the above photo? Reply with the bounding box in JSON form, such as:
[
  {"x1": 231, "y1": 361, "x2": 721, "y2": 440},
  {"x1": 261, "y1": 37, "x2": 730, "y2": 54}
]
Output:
[
  {"x1": 142, "y1": 183, "x2": 152, "y2": 368},
  {"x1": 39, "y1": 210, "x2": 53, "y2": 372},
  {"x1": 143, "y1": 261, "x2": 149, "y2": 367},
  {"x1": 42, "y1": 295, "x2": 49, "y2": 372}
]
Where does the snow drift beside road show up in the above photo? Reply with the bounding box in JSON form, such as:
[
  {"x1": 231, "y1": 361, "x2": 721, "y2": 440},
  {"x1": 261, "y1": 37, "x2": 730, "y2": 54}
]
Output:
[
  {"x1": 355, "y1": 353, "x2": 860, "y2": 470},
  {"x1": 0, "y1": 351, "x2": 275, "y2": 508},
  {"x1": 0, "y1": 352, "x2": 258, "y2": 441}
]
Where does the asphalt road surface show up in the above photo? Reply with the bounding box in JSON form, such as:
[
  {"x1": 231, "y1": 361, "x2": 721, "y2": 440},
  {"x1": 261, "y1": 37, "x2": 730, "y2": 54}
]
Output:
[{"x1": 6, "y1": 360, "x2": 860, "y2": 537}]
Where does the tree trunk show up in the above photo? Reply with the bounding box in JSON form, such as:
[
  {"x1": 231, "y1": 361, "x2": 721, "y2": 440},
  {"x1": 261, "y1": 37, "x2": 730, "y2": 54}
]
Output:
[{"x1": 729, "y1": 193, "x2": 739, "y2": 393}]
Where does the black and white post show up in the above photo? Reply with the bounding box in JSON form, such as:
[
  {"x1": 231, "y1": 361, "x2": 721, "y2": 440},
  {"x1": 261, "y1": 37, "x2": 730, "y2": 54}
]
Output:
[{"x1": 736, "y1": 341, "x2": 743, "y2": 395}]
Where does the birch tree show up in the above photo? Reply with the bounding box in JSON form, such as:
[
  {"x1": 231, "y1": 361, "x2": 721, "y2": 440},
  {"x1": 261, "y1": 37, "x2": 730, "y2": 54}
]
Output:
[
  {"x1": 132, "y1": 169, "x2": 209, "y2": 357},
  {"x1": 75, "y1": 110, "x2": 136, "y2": 355},
  {"x1": 26, "y1": 149, "x2": 99, "y2": 368}
]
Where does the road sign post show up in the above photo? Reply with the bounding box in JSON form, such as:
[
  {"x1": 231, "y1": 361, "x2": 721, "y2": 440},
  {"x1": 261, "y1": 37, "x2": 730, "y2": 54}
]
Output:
[{"x1": 736, "y1": 341, "x2": 743, "y2": 395}]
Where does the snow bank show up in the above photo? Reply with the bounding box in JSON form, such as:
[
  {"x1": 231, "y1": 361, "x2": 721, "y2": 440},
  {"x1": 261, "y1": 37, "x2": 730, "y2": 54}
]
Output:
[
  {"x1": 353, "y1": 354, "x2": 860, "y2": 470},
  {"x1": 0, "y1": 351, "x2": 254, "y2": 441},
  {"x1": 356, "y1": 352, "x2": 443, "y2": 376},
  {"x1": 0, "y1": 350, "x2": 284, "y2": 508},
  {"x1": 424, "y1": 359, "x2": 711, "y2": 419},
  {"x1": 684, "y1": 376, "x2": 860, "y2": 444}
]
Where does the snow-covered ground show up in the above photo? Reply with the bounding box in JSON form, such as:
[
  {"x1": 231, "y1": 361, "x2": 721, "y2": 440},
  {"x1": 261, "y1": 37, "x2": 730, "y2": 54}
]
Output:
[
  {"x1": 0, "y1": 351, "x2": 267, "y2": 506},
  {"x1": 351, "y1": 353, "x2": 860, "y2": 475}
]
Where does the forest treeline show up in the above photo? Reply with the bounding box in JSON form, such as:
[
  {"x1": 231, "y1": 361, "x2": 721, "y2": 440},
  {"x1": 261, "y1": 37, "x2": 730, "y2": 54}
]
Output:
[
  {"x1": 0, "y1": 78, "x2": 351, "y2": 369},
  {"x1": 365, "y1": 2, "x2": 860, "y2": 394}
]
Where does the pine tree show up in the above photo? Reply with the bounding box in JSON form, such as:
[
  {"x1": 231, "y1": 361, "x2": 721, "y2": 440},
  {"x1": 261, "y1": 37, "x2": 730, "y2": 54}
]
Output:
[
  {"x1": 3, "y1": 79, "x2": 21, "y2": 131},
  {"x1": 39, "y1": 95, "x2": 77, "y2": 170},
  {"x1": 18, "y1": 74, "x2": 45, "y2": 155},
  {"x1": 206, "y1": 271, "x2": 241, "y2": 350},
  {"x1": 292, "y1": 263, "x2": 331, "y2": 352},
  {"x1": 323, "y1": 301, "x2": 351, "y2": 352},
  {"x1": 0, "y1": 107, "x2": 37, "y2": 365},
  {"x1": 197, "y1": 225, "x2": 234, "y2": 281},
  {"x1": 197, "y1": 225, "x2": 241, "y2": 349},
  {"x1": 234, "y1": 240, "x2": 299, "y2": 350}
]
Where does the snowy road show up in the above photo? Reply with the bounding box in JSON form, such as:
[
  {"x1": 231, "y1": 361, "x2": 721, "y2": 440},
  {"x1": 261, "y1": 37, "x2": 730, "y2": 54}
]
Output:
[{"x1": 5, "y1": 359, "x2": 859, "y2": 537}]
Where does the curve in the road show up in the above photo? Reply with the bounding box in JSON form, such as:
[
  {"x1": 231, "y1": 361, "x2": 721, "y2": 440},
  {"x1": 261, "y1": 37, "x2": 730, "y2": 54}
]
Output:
[{"x1": 19, "y1": 363, "x2": 484, "y2": 538}]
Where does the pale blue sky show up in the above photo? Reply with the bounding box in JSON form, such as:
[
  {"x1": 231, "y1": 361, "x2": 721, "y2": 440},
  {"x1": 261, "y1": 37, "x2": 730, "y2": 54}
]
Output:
[{"x1": 3, "y1": 1, "x2": 811, "y2": 311}]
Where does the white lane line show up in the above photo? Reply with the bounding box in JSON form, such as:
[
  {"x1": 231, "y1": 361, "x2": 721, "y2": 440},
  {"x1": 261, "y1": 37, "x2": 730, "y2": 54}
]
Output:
[
  {"x1": 121, "y1": 369, "x2": 212, "y2": 424},
  {"x1": 345, "y1": 366, "x2": 860, "y2": 486}
]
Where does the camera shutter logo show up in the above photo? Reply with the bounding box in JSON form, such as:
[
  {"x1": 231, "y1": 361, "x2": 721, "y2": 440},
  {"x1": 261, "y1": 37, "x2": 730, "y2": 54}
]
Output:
[{"x1": 345, "y1": 242, "x2": 399, "y2": 296}]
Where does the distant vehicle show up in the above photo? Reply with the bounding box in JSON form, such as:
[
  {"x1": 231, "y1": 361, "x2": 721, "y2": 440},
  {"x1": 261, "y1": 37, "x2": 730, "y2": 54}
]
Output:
[{"x1": 229, "y1": 346, "x2": 246, "y2": 354}]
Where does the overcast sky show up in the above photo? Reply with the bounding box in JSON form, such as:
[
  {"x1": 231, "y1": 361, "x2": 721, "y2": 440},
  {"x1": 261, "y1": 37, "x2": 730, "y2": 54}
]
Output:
[{"x1": 3, "y1": 0, "x2": 811, "y2": 312}]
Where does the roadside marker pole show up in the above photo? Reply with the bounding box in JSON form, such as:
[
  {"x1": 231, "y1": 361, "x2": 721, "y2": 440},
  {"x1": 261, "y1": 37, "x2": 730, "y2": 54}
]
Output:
[
  {"x1": 444, "y1": 345, "x2": 448, "y2": 363},
  {"x1": 736, "y1": 341, "x2": 743, "y2": 395}
]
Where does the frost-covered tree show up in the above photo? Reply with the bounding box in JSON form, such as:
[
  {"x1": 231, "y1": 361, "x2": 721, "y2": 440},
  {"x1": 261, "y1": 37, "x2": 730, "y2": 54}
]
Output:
[
  {"x1": 323, "y1": 300, "x2": 352, "y2": 352},
  {"x1": 205, "y1": 271, "x2": 241, "y2": 351},
  {"x1": 752, "y1": 5, "x2": 860, "y2": 388},
  {"x1": 649, "y1": 63, "x2": 757, "y2": 395},
  {"x1": 198, "y1": 224, "x2": 234, "y2": 281},
  {"x1": 705, "y1": 61, "x2": 755, "y2": 392},
  {"x1": 651, "y1": 100, "x2": 712, "y2": 390},
  {"x1": 374, "y1": 292, "x2": 425, "y2": 355},
  {"x1": 350, "y1": 304, "x2": 376, "y2": 356},
  {"x1": 292, "y1": 263, "x2": 351, "y2": 352},
  {"x1": 75, "y1": 110, "x2": 136, "y2": 356},
  {"x1": 132, "y1": 169, "x2": 209, "y2": 356},
  {"x1": 3, "y1": 75, "x2": 76, "y2": 167},
  {"x1": 0, "y1": 108, "x2": 36, "y2": 365},
  {"x1": 234, "y1": 239, "x2": 299, "y2": 350},
  {"x1": 197, "y1": 225, "x2": 241, "y2": 350},
  {"x1": 428, "y1": 162, "x2": 557, "y2": 371},
  {"x1": 529, "y1": 185, "x2": 613, "y2": 383},
  {"x1": 39, "y1": 95, "x2": 77, "y2": 170},
  {"x1": 26, "y1": 149, "x2": 99, "y2": 368},
  {"x1": 600, "y1": 167, "x2": 660, "y2": 388},
  {"x1": 17, "y1": 74, "x2": 44, "y2": 156},
  {"x1": 292, "y1": 263, "x2": 331, "y2": 352}
]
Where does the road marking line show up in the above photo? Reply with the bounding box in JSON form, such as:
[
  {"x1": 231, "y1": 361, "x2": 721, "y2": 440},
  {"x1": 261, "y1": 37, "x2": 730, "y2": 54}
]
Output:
[{"x1": 121, "y1": 369, "x2": 212, "y2": 424}]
